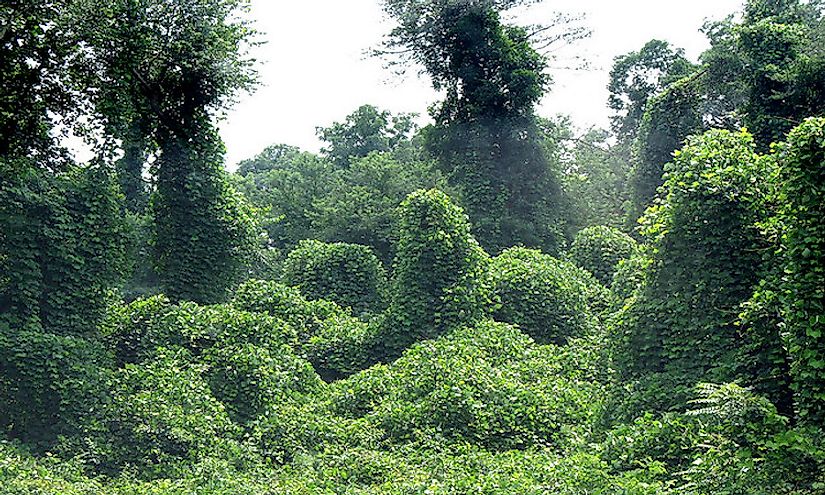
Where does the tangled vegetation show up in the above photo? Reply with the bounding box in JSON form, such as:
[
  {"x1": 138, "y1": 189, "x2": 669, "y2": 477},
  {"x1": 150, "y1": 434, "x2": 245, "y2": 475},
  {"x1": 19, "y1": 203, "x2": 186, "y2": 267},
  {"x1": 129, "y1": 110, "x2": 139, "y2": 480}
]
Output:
[{"x1": 1, "y1": 0, "x2": 824, "y2": 493}]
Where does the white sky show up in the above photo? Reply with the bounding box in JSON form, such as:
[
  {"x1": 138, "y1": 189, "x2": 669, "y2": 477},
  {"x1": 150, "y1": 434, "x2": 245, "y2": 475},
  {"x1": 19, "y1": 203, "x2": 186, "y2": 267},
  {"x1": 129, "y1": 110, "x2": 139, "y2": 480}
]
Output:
[{"x1": 219, "y1": 0, "x2": 745, "y2": 168}]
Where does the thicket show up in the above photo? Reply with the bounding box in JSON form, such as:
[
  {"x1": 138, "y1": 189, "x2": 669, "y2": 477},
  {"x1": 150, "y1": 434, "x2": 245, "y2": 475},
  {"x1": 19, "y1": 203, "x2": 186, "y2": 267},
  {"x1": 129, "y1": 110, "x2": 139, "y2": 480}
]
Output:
[
  {"x1": 488, "y1": 247, "x2": 593, "y2": 344},
  {"x1": 0, "y1": 164, "x2": 126, "y2": 336}
]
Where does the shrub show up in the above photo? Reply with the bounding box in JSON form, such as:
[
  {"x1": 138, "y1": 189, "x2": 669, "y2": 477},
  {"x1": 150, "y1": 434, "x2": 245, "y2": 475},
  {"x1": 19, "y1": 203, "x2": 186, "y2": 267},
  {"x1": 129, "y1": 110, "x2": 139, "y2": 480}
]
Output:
[
  {"x1": 170, "y1": 302, "x2": 298, "y2": 353},
  {"x1": 302, "y1": 313, "x2": 383, "y2": 381},
  {"x1": 101, "y1": 294, "x2": 176, "y2": 366},
  {"x1": 232, "y1": 278, "x2": 380, "y2": 378},
  {"x1": 384, "y1": 189, "x2": 491, "y2": 357},
  {"x1": 250, "y1": 403, "x2": 381, "y2": 465},
  {"x1": 202, "y1": 342, "x2": 323, "y2": 423},
  {"x1": 282, "y1": 239, "x2": 388, "y2": 315},
  {"x1": 569, "y1": 225, "x2": 638, "y2": 286},
  {"x1": 102, "y1": 348, "x2": 236, "y2": 476},
  {"x1": 103, "y1": 296, "x2": 297, "y2": 365},
  {"x1": 0, "y1": 324, "x2": 112, "y2": 447},
  {"x1": 488, "y1": 247, "x2": 593, "y2": 344},
  {"x1": 332, "y1": 320, "x2": 602, "y2": 450},
  {"x1": 232, "y1": 279, "x2": 347, "y2": 343},
  {"x1": 598, "y1": 412, "x2": 700, "y2": 477}
]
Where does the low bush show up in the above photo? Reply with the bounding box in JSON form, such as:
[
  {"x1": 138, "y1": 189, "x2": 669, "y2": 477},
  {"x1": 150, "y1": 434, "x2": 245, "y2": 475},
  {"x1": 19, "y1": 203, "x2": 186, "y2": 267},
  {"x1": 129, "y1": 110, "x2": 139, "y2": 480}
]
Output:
[
  {"x1": 0, "y1": 324, "x2": 112, "y2": 446},
  {"x1": 569, "y1": 226, "x2": 638, "y2": 286},
  {"x1": 232, "y1": 279, "x2": 348, "y2": 343},
  {"x1": 282, "y1": 239, "x2": 388, "y2": 315},
  {"x1": 101, "y1": 348, "x2": 236, "y2": 476},
  {"x1": 203, "y1": 342, "x2": 323, "y2": 423},
  {"x1": 488, "y1": 247, "x2": 594, "y2": 344},
  {"x1": 302, "y1": 313, "x2": 383, "y2": 381},
  {"x1": 331, "y1": 320, "x2": 602, "y2": 450},
  {"x1": 104, "y1": 296, "x2": 298, "y2": 365}
]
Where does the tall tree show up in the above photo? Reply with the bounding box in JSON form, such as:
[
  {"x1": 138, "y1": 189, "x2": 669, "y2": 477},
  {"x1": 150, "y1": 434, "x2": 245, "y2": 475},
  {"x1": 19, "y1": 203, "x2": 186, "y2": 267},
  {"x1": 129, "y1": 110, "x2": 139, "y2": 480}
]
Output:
[
  {"x1": 317, "y1": 104, "x2": 417, "y2": 168},
  {"x1": 77, "y1": 0, "x2": 260, "y2": 303},
  {"x1": 738, "y1": 0, "x2": 825, "y2": 149},
  {"x1": 608, "y1": 39, "x2": 696, "y2": 144},
  {"x1": 0, "y1": 0, "x2": 82, "y2": 166},
  {"x1": 1, "y1": 1, "x2": 127, "y2": 335},
  {"x1": 381, "y1": 0, "x2": 582, "y2": 254},
  {"x1": 627, "y1": 74, "x2": 705, "y2": 225}
]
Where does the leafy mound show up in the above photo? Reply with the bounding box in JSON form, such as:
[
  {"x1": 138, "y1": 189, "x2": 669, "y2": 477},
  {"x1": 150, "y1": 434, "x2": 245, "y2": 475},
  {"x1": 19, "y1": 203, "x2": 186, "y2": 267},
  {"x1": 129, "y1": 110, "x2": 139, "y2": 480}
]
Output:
[
  {"x1": 569, "y1": 225, "x2": 638, "y2": 286},
  {"x1": 488, "y1": 247, "x2": 597, "y2": 344},
  {"x1": 382, "y1": 189, "x2": 491, "y2": 358},
  {"x1": 100, "y1": 349, "x2": 237, "y2": 476},
  {"x1": 231, "y1": 279, "x2": 378, "y2": 379},
  {"x1": 103, "y1": 294, "x2": 298, "y2": 365},
  {"x1": 329, "y1": 320, "x2": 603, "y2": 450},
  {"x1": 282, "y1": 239, "x2": 388, "y2": 315}
]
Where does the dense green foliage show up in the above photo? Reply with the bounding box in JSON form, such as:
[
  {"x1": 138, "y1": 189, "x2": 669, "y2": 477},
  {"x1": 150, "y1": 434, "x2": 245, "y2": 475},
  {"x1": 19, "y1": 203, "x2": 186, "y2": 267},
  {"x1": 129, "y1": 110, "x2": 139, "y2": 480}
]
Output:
[
  {"x1": 776, "y1": 117, "x2": 825, "y2": 423},
  {"x1": 0, "y1": 164, "x2": 126, "y2": 336},
  {"x1": 151, "y1": 139, "x2": 258, "y2": 303},
  {"x1": 735, "y1": 1, "x2": 825, "y2": 150},
  {"x1": 488, "y1": 247, "x2": 593, "y2": 344},
  {"x1": 570, "y1": 226, "x2": 638, "y2": 286},
  {"x1": 2, "y1": 1, "x2": 825, "y2": 493},
  {"x1": 382, "y1": 189, "x2": 491, "y2": 357},
  {"x1": 0, "y1": 326, "x2": 111, "y2": 447},
  {"x1": 282, "y1": 240, "x2": 388, "y2": 315},
  {"x1": 312, "y1": 151, "x2": 446, "y2": 264},
  {"x1": 614, "y1": 129, "x2": 774, "y2": 412},
  {"x1": 100, "y1": 349, "x2": 237, "y2": 476},
  {"x1": 231, "y1": 279, "x2": 377, "y2": 379}
]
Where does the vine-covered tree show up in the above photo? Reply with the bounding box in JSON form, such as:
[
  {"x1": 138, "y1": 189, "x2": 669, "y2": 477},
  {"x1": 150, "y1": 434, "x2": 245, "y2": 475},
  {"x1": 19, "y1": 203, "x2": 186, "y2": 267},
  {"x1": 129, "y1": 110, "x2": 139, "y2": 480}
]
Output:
[
  {"x1": 382, "y1": 189, "x2": 490, "y2": 358},
  {"x1": 614, "y1": 129, "x2": 785, "y2": 414},
  {"x1": 380, "y1": 0, "x2": 579, "y2": 254},
  {"x1": 77, "y1": 0, "x2": 260, "y2": 303},
  {"x1": 776, "y1": 117, "x2": 825, "y2": 424}
]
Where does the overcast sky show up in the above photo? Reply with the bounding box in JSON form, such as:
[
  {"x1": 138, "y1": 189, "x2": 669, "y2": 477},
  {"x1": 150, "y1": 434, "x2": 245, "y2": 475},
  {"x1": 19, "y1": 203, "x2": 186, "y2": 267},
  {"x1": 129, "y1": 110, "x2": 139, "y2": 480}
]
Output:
[{"x1": 219, "y1": 0, "x2": 744, "y2": 168}]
